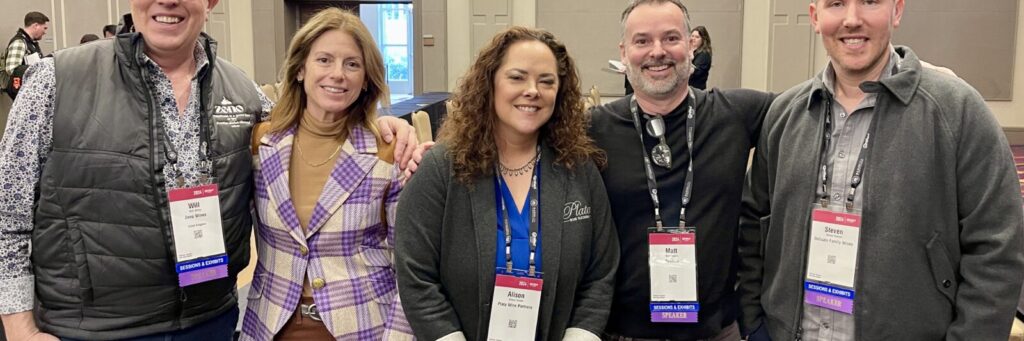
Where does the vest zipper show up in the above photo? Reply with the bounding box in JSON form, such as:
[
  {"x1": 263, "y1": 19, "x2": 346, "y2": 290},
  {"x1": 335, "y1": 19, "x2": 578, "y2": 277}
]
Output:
[{"x1": 139, "y1": 63, "x2": 185, "y2": 330}]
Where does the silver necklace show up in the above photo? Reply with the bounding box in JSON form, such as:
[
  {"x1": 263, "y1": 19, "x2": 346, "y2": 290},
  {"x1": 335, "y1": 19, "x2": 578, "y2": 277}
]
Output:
[{"x1": 499, "y1": 151, "x2": 540, "y2": 177}]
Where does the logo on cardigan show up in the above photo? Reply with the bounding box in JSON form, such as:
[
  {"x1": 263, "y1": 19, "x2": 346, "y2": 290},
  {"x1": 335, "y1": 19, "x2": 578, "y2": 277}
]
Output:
[{"x1": 563, "y1": 201, "x2": 591, "y2": 223}]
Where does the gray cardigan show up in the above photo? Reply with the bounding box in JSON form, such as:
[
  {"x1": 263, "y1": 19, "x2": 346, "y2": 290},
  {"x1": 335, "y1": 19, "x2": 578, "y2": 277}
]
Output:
[
  {"x1": 395, "y1": 143, "x2": 619, "y2": 340},
  {"x1": 739, "y1": 46, "x2": 1024, "y2": 340}
]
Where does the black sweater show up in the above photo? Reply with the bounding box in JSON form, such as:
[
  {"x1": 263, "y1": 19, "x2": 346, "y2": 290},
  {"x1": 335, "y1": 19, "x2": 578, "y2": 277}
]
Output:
[{"x1": 589, "y1": 88, "x2": 773, "y2": 340}]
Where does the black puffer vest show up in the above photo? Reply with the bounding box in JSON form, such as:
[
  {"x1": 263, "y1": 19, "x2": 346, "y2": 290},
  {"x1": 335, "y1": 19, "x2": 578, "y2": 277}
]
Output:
[{"x1": 33, "y1": 33, "x2": 261, "y2": 340}]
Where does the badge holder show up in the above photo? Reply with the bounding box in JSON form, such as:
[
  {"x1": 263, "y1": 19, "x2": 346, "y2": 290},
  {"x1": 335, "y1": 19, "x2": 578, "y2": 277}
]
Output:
[
  {"x1": 168, "y1": 169, "x2": 229, "y2": 287},
  {"x1": 803, "y1": 204, "x2": 861, "y2": 314},
  {"x1": 648, "y1": 226, "x2": 699, "y2": 323},
  {"x1": 488, "y1": 269, "x2": 543, "y2": 341}
]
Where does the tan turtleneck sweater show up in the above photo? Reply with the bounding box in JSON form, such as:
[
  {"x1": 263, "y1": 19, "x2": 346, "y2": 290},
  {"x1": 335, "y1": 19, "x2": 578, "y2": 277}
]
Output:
[
  {"x1": 290, "y1": 114, "x2": 348, "y2": 231},
  {"x1": 290, "y1": 114, "x2": 347, "y2": 297}
]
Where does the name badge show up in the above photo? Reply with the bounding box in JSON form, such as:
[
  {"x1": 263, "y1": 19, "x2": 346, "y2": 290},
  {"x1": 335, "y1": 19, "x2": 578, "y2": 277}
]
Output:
[
  {"x1": 804, "y1": 207, "x2": 861, "y2": 314},
  {"x1": 648, "y1": 228, "x2": 698, "y2": 323},
  {"x1": 168, "y1": 184, "x2": 229, "y2": 287},
  {"x1": 487, "y1": 274, "x2": 543, "y2": 340}
]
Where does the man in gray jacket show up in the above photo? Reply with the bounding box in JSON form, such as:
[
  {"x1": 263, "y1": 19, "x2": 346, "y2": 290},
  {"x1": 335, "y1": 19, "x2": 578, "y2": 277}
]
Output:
[{"x1": 739, "y1": 0, "x2": 1024, "y2": 340}]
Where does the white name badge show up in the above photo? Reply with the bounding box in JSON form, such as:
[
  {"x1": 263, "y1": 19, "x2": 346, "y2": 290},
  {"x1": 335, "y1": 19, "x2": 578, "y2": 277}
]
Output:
[
  {"x1": 168, "y1": 184, "x2": 229, "y2": 287},
  {"x1": 648, "y1": 229, "x2": 698, "y2": 323},
  {"x1": 804, "y1": 208, "x2": 861, "y2": 314},
  {"x1": 487, "y1": 274, "x2": 543, "y2": 341}
]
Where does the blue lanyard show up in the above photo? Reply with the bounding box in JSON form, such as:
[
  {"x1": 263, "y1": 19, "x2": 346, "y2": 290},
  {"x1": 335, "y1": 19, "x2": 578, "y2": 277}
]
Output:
[{"x1": 495, "y1": 145, "x2": 541, "y2": 277}]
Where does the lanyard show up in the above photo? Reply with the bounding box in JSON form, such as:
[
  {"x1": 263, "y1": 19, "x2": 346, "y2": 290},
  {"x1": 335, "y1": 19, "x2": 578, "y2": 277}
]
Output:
[
  {"x1": 495, "y1": 145, "x2": 542, "y2": 276},
  {"x1": 817, "y1": 96, "x2": 880, "y2": 211},
  {"x1": 155, "y1": 72, "x2": 214, "y2": 187},
  {"x1": 629, "y1": 90, "x2": 696, "y2": 230}
]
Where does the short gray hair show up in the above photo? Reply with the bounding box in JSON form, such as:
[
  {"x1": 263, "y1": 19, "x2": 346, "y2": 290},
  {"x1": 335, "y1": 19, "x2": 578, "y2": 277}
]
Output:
[{"x1": 620, "y1": 0, "x2": 692, "y2": 38}]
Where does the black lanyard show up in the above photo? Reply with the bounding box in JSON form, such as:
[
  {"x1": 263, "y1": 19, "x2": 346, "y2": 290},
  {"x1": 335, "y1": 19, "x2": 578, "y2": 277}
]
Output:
[
  {"x1": 629, "y1": 90, "x2": 696, "y2": 230},
  {"x1": 817, "y1": 97, "x2": 880, "y2": 211},
  {"x1": 153, "y1": 68, "x2": 214, "y2": 188},
  {"x1": 495, "y1": 145, "x2": 542, "y2": 277}
]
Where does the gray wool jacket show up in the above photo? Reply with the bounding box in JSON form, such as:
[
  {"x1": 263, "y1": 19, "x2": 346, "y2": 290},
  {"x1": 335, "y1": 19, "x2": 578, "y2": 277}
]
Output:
[
  {"x1": 739, "y1": 46, "x2": 1024, "y2": 340},
  {"x1": 395, "y1": 143, "x2": 619, "y2": 340}
]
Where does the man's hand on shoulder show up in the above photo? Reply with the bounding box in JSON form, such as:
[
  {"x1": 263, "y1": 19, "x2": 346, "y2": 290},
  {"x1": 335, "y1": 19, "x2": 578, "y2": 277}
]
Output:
[
  {"x1": 376, "y1": 116, "x2": 418, "y2": 170},
  {"x1": 403, "y1": 141, "x2": 435, "y2": 185}
]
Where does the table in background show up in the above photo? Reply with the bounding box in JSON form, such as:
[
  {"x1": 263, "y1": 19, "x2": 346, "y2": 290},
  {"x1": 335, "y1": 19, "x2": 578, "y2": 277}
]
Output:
[{"x1": 383, "y1": 92, "x2": 449, "y2": 141}]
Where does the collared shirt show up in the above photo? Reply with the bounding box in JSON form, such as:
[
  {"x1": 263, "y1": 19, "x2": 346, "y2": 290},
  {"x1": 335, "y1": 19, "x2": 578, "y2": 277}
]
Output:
[
  {"x1": 0, "y1": 42, "x2": 273, "y2": 313},
  {"x1": 800, "y1": 46, "x2": 901, "y2": 341},
  {"x1": 3, "y1": 38, "x2": 26, "y2": 73}
]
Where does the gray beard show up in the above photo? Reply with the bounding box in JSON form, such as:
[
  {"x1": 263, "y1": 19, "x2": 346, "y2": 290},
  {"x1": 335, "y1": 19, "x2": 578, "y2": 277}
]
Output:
[{"x1": 625, "y1": 60, "x2": 691, "y2": 97}]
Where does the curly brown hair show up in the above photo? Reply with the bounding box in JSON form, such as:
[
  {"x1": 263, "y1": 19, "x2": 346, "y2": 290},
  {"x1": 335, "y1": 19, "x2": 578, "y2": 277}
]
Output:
[{"x1": 437, "y1": 26, "x2": 606, "y2": 185}]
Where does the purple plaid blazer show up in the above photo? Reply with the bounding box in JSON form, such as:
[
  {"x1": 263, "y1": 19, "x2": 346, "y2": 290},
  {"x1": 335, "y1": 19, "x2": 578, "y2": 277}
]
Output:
[{"x1": 240, "y1": 124, "x2": 413, "y2": 340}]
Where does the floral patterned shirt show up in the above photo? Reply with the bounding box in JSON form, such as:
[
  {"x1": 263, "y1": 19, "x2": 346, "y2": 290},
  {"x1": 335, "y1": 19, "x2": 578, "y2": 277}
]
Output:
[{"x1": 0, "y1": 42, "x2": 272, "y2": 313}]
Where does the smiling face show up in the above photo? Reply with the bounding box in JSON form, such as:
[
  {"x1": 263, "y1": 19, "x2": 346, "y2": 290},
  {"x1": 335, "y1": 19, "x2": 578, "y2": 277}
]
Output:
[
  {"x1": 298, "y1": 29, "x2": 366, "y2": 121},
  {"x1": 492, "y1": 40, "x2": 559, "y2": 142},
  {"x1": 620, "y1": 2, "x2": 692, "y2": 100},
  {"x1": 130, "y1": 0, "x2": 218, "y2": 58},
  {"x1": 811, "y1": 0, "x2": 903, "y2": 79}
]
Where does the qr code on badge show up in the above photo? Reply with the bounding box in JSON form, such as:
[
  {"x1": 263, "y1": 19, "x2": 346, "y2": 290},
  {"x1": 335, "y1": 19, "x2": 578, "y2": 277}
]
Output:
[
  {"x1": 194, "y1": 230, "x2": 204, "y2": 239},
  {"x1": 827, "y1": 255, "x2": 836, "y2": 264},
  {"x1": 508, "y1": 319, "x2": 518, "y2": 328},
  {"x1": 669, "y1": 274, "x2": 677, "y2": 283}
]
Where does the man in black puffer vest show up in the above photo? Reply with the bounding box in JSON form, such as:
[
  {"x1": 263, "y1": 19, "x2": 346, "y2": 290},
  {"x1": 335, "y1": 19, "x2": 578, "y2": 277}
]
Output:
[
  {"x1": 0, "y1": 11, "x2": 47, "y2": 100},
  {"x1": 0, "y1": 0, "x2": 272, "y2": 340}
]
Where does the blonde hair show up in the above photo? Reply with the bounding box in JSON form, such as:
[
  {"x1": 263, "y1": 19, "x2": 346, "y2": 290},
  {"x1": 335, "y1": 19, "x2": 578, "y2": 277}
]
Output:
[{"x1": 269, "y1": 7, "x2": 389, "y2": 137}]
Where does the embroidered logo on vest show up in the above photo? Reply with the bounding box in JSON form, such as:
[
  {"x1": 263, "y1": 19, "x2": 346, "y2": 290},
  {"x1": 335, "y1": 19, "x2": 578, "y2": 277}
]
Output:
[{"x1": 214, "y1": 97, "x2": 245, "y2": 115}]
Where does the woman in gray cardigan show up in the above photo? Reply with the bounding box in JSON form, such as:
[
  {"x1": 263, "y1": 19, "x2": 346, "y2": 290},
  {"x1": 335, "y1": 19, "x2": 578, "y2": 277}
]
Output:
[{"x1": 394, "y1": 27, "x2": 619, "y2": 341}]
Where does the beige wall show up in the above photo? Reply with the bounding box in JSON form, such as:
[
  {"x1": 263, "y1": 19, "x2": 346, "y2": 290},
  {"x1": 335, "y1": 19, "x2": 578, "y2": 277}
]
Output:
[
  {"x1": 421, "y1": 0, "x2": 447, "y2": 92},
  {"x1": 227, "y1": 0, "x2": 255, "y2": 78},
  {"x1": 741, "y1": 0, "x2": 771, "y2": 90},
  {"x1": 742, "y1": 0, "x2": 1023, "y2": 128},
  {"x1": 988, "y1": 3, "x2": 1024, "y2": 128},
  {"x1": 446, "y1": 0, "x2": 471, "y2": 91},
  {"x1": 512, "y1": 0, "x2": 536, "y2": 27}
]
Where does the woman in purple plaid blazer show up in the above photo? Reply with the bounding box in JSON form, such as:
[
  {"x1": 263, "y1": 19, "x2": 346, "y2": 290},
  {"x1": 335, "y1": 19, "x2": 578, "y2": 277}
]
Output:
[
  {"x1": 240, "y1": 8, "x2": 413, "y2": 341},
  {"x1": 395, "y1": 27, "x2": 619, "y2": 341}
]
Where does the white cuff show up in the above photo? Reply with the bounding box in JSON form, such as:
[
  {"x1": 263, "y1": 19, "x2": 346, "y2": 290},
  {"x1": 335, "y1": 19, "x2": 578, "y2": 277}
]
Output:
[
  {"x1": 0, "y1": 275, "x2": 34, "y2": 314},
  {"x1": 563, "y1": 327, "x2": 601, "y2": 341}
]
